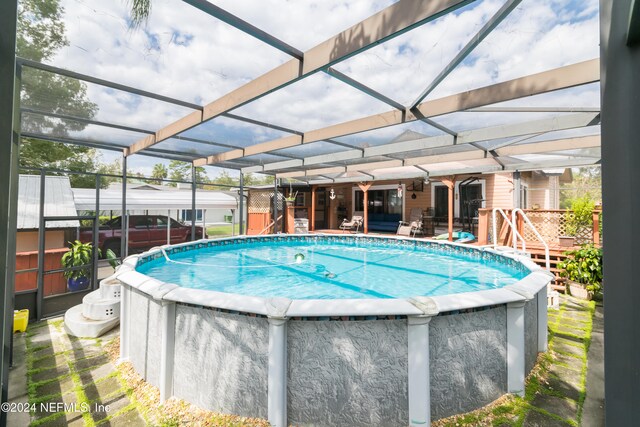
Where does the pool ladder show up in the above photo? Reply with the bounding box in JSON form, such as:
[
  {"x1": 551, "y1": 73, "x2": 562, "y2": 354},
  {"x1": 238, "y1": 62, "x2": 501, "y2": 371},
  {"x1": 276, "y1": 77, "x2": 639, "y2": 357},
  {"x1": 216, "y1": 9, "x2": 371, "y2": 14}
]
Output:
[{"x1": 490, "y1": 208, "x2": 550, "y2": 271}]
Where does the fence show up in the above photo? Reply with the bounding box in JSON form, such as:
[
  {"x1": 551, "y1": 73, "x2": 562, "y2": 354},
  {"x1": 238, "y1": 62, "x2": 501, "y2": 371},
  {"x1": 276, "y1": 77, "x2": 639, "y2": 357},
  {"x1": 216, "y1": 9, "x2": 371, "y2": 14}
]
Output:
[{"x1": 478, "y1": 208, "x2": 602, "y2": 247}]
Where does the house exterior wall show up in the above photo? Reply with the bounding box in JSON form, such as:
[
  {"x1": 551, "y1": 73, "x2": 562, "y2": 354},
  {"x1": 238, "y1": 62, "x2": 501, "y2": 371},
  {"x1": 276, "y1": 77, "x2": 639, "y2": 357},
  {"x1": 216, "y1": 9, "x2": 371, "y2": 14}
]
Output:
[
  {"x1": 265, "y1": 171, "x2": 563, "y2": 231},
  {"x1": 485, "y1": 173, "x2": 514, "y2": 210},
  {"x1": 16, "y1": 230, "x2": 66, "y2": 252}
]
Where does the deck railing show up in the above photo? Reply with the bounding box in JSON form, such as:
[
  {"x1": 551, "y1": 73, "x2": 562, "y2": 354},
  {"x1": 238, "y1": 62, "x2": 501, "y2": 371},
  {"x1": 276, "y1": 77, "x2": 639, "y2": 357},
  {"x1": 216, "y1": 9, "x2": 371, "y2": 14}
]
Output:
[{"x1": 478, "y1": 208, "x2": 602, "y2": 247}]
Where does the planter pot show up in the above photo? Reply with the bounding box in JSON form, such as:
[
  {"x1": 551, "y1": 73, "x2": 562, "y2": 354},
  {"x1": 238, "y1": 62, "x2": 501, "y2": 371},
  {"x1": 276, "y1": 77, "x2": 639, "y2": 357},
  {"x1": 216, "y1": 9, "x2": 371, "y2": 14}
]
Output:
[
  {"x1": 559, "y1": 236, "x2": 575, "y2": 247},
  {"x1": 67, "y1": 277, "x2": 90, "y2": 292},
  {"x1": 566, "y1": 280, "x2": 592, "y2": 300}
]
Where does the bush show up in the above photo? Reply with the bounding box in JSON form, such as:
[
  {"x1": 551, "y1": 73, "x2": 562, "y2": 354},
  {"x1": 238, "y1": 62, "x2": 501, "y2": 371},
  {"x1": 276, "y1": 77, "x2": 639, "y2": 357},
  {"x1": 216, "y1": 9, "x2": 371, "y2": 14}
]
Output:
[
  {"x1": 565, "y1": 196, "x2": 595, "y2": 236},
  {"x1": 558, "y1": 244, "x2": 603, "y2": 297}
]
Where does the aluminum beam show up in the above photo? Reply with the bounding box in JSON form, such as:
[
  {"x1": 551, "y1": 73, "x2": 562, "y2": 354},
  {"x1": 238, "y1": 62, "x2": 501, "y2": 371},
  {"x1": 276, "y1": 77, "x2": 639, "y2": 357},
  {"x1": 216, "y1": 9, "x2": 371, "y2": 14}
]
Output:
[
  {"x1": 129, "y1": 0, "x2": 474, "y2": 155},
  {"x1": 1, "y1": 1, "x2": 19, "y2": 418},
  {"x1": 325, "y1": 67, "x2": 406, "y2": 111},
  {"x1": 411, "y1": 0, "x2": 523, "y2": 107},
  {"x1": 628, "y1": 0, "x2": 640, "y2": 46},
  {"x1": 457, "y1": 112, "x2": 600, "y2": 144},
  {"x1": 276, "y1": 134, "x2": 600, "y2": 178},
  {"x1": 197, "y1": 60, "x2": 599, "y2": 166},
  {"x1": 18, "y1": 58, "x2": 202, "y2": 111},
  {"x1": 183, "y1": 0, "x2": 303, "y2": 58},
  {"x1": 466, "y1": 106, "x2": 600, "y2": 113},
  {"x1": 413, "y1": 59, "x2": 600, "y2": 118},
  {"x1": 243, "y1": 112, "x2": 599, "y2": 173},
  {"x1": 20, "y1": 132, "x2": 200, "y2": 162},
  {"x1": 494, "y1": 135, "x2": 600, "y2": 156},
  {"x1": 21, "y1": 108, "x2": 154, "y2": 135}
]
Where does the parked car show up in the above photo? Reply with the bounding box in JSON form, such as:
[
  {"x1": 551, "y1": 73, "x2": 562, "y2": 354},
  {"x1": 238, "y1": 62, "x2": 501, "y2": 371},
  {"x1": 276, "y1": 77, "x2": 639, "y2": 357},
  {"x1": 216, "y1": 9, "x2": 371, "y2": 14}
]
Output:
[{"x1": 79, "y1": 215, "x2": 207, "y2": 257}]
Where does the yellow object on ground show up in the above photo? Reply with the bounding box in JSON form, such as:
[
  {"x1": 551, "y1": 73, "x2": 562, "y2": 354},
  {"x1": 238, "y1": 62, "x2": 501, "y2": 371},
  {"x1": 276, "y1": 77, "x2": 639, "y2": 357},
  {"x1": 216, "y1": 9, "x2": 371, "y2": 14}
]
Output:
[{"x1": 13, "y1": 309, "x2": 29, "y2": 333}]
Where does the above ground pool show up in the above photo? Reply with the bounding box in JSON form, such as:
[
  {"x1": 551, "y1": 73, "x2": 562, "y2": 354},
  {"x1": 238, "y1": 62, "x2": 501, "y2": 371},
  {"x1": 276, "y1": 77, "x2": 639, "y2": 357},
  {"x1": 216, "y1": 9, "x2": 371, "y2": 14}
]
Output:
[
  {"x1": 135, "y1": 237, "x2": 528, "y2": 299},
  {"x1": 115, "y1": 234, "x2": 553, "y2": 427}
]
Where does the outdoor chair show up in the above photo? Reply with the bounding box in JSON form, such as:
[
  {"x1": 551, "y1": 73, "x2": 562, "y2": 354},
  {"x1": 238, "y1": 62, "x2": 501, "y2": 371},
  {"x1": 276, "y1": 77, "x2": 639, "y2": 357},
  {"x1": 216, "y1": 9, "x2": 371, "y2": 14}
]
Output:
[
  {"x1": 397, "y1": 208, "x2": 424, "y2": 237},
  {"x1": 340, "y1": 212, "x2": 363, "y2": 233}
]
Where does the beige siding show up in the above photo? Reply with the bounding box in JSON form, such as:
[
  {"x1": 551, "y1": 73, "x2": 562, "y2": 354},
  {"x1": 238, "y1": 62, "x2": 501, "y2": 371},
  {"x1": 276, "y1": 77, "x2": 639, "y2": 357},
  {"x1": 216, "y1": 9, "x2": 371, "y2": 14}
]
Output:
[{"x1": 485, "y1": 173, "x2": 513, "y2": 209}]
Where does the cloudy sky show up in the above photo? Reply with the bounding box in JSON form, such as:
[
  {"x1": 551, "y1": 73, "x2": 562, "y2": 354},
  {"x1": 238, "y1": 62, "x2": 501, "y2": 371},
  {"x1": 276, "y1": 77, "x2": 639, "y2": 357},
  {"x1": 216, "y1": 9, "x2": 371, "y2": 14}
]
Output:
[{"x1": 41, "y1": 0, "x2": 600, "y2": 177}]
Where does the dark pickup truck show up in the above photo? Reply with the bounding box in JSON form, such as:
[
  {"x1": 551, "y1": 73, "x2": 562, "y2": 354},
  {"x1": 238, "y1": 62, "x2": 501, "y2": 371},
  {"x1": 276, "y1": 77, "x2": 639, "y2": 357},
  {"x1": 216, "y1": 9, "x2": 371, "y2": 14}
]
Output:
[{"x1": 80, "y1": 215, "x2": 207, "y2": 256}]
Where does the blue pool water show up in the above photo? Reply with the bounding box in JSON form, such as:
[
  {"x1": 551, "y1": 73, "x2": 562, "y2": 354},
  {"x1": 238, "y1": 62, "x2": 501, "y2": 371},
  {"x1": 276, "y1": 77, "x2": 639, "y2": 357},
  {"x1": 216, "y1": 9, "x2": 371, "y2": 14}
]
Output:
[{"x1": 136, "y1": 239, "x2": 529, "y2": 299}]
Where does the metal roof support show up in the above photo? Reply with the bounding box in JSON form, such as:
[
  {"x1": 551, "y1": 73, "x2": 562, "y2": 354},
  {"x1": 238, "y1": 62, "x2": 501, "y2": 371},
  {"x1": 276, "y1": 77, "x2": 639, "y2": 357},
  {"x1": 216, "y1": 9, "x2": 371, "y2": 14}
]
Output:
[
  {"x1": 239, "y1": 173, "x2": 245, "y2": 235},
  {"x1": 276, "y1": 134, "x2": 600, "y2": 179},
  {"x1": 325, "y1": 67, "x2": 406, "y2": 111},
  {"x1": 182, "y1": 0, "x2": 304, "y2": 59},
  {"x1": 21, "y1": 108, "x2": 154, "y2": 135},
  {"x1": 191, "y1": 164, "x2": 197, "y2": 241},
  {"x1": 358, "y1": 171, "x2": 375, "y2": 179},
  {"x1": 121, "y1": 155, "x2": 128, "y2": 258},
  {"x1": 1, "y1": 5, "x2": 20, "y2": 412},
  {"x1": 494, "y1": 135, "x2": 600, "y2": 156},
  {"x1": 18, "y1": 58, "x2": 203, "y2": 111},
  {"x1": 273, "y1": 178, "x2": 279, "y2": 233},
  {"x1": 466, "y1": 107, "x2": 600, "y2": 113},
  {"x1": 195, "y1": 60, "x2": 599, "y2": 166},
  {"x1": 627, "y1": 0, "x2": 640, "y2": 46},
  {"x1": 129, "y1": 0, "x2": 473, "y2": 155},
  {"x1": 411, "y1": 0, "x2": 523, "y2": 107}
]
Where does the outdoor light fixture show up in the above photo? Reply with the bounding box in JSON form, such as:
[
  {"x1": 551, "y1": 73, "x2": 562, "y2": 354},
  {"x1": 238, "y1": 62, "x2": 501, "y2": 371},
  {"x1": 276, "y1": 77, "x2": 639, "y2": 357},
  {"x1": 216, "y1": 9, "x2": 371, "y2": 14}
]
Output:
[
  {"x1": 329, "y1": 188, "x2": 336, "y2": 200},
  {"x1": 411, "y1": 193, "x2": 417, "y2": 200},
  {"x1": 397, "y1": 183, "x2": 403, "y2": 198},
  {"x1": 294, "y1": 253, "x2": 305, "y2": 263}
]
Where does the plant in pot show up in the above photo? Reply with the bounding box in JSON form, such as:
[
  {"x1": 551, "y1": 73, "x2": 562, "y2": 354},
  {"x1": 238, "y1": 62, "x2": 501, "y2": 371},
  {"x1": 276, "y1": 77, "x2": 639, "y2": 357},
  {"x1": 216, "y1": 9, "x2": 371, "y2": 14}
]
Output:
[
  {"x1": 560, "y1": 197, "x2": 595, "y2": 247},
  {"x1": 558, "y1": 243, "x2": 603, "y2": 300},
  {"x1": 61, "y1": 240, "x2": 100, "y2": 292},
  {"x1": 284, "y1": 190, "x2": 298, "y2": 205}
]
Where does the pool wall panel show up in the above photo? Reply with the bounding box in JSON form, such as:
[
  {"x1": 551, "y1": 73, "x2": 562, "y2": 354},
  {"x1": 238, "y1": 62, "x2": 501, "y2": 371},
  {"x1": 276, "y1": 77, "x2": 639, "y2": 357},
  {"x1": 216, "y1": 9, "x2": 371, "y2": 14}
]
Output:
[
  {"x1": 430, "y1": 306, "x2": 508, "y2": 420},
  {"x1": 287, "y1": 319, "x2": 409, "y2": 426},
  {"x1": 128, "y1": 288, "x2": 162, "y2": 388},
  {"x1": 525, "y1": 297, "x2": 539, "y2": 375},
  {"x1": 172, "y1": 306, "x2": 269, "y2": 418}
]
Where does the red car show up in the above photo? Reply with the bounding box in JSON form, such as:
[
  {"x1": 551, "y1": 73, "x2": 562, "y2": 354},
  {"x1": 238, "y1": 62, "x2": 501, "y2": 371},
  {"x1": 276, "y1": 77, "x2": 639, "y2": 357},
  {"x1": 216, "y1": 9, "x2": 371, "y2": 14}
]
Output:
[{"x1": 80, "y1": 215, "x2": 207, "y2": 257}]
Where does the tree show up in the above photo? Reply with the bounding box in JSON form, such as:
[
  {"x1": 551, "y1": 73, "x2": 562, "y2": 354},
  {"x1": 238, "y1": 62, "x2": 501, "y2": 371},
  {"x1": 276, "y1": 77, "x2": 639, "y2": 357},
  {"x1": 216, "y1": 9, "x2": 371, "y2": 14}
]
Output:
[
  {"x1": 126, "y1": 0, "x2": 152, "y2": 28},
  {"x1": 151, "y1": 163, "x2": 168, "y2": 181},
  {"x1": 18, "y1": 0, "x2": 100, "y2": 187},
  {"x1": 167, "y1": 160, "x2": 210, "y2": 188},
  {"x1": 560, "y1": 167, "x2": 602, "y2": 209}
]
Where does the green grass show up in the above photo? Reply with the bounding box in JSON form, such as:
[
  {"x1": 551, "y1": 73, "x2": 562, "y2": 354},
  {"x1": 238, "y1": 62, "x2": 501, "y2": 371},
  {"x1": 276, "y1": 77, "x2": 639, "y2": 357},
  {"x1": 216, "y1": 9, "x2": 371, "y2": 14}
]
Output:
[{"x1": 206, "y1": 223, "x2": 240, "y2": 237}]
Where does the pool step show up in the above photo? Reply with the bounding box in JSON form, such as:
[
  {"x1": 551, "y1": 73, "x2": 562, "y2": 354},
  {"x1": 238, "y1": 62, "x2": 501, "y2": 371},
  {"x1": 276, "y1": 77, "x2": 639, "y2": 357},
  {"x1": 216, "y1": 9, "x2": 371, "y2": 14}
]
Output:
[
  {"x1": 64, "y1": 305, "x2": 120, "y2": 338},
  {"x1": 82, "y1": 290, "x2": 120, "y2": 321},
  {"x1": 64, "y1": 275, "x2": 121, "y2": 338}
]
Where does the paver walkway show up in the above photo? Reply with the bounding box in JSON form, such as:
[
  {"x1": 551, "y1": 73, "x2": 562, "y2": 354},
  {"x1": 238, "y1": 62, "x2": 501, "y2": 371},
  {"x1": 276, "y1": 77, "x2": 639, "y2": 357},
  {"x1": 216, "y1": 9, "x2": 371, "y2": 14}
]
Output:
[
  {"x1": 9, "y1": 318, "x2": 145, "y2": 426},
  {"x1": 521, "y1": 295, "x2": 598, "y2": 426}
]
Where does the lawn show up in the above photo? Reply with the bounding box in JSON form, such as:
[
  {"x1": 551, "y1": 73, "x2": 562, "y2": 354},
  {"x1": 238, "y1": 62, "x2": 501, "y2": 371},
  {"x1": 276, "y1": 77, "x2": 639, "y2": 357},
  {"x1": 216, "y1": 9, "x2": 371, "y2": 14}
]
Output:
[{"x1": 206, "y1": 224, "x2": 240, "y2": 238}]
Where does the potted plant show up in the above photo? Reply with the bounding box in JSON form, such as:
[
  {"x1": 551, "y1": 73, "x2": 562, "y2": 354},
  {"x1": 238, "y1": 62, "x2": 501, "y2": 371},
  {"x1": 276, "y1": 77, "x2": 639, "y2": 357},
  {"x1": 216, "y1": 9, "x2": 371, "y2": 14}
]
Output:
[
  {"x1": 61, "y1": 240, "x2": 100, "y2": 292},
  {"x1": 284, "y1": 190, "x2": 298, "y2": 206},
  {"x1": 558, "y1": 244, "x2": 603, "y2": 300},
  {"x1": 560, "y1": 197, "x2": 595, "y2": 247}
]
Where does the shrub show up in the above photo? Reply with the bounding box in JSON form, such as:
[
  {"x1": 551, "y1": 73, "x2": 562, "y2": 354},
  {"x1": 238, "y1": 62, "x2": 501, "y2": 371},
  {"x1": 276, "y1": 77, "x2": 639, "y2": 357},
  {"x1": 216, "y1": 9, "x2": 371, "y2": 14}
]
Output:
[
  {"x1": 565, "y1": 196, "x2": 595, "y2": 236},
  {"x1": 558, "y1": 244, "x2": 603, "y2": 297}
]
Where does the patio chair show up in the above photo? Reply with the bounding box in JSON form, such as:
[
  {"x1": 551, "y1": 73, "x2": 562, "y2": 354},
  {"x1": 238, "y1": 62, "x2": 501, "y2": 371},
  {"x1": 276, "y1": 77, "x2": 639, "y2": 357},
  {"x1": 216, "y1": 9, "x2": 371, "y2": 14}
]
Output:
[
  {"x1": 340, "y1": 212, "x2": 364, "y2": 233},
  {"x1": 397, "y1": 208, "x2": 424, "y2": 237}
]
